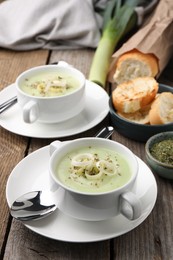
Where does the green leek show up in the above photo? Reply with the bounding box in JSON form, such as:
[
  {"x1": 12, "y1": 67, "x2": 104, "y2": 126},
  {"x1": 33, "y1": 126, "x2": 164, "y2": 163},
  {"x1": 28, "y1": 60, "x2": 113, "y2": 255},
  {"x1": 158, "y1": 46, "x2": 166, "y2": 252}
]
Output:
[{"x1": 89, "y1": 0, "x2": 141, "y2": 87}]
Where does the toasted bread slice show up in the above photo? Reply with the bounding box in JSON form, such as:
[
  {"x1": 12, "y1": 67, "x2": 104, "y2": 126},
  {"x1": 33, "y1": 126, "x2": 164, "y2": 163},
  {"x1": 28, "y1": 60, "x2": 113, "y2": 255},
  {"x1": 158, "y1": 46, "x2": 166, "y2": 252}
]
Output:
[
  {"x1": 113, "y1": 49, "x2": 159, "y2": 84},
  {"x1": 112, "y1": 77, "x2": 158, "y2": 113},
  {"x1": 117, "y1": 104, "x2": 151, "y2": 124},
  {"x1": 149, "y1": 92, "x2": 173, "y2": 124}
]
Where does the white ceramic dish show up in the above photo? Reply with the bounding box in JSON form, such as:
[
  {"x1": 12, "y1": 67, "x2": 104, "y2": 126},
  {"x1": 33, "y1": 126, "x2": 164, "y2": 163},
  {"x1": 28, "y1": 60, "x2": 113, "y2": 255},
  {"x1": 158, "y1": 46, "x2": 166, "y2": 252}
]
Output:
[
  {"x1": 50, "y1": 138, "x2": 141, "y2": 221},
  {"x1": 0, "y1": 80, "x2": 109, "y2": 138},
  {"x1": 6, "y1": 145, "x2": 157, "y2": 243},
  {"x1": 16, "y1": 62, "x2": 86, "y2": 124}
]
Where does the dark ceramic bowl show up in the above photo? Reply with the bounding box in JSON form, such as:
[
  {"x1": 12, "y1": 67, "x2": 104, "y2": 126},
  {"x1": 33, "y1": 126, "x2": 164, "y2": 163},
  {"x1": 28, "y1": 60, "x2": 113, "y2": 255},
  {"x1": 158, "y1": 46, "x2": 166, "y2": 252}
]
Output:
[
  {"x1": 145, "y1": 131, "x2": 173, "y2": 179},
  {"x1": 109, "y1": 84, "x2": 173, "y2": 142}
]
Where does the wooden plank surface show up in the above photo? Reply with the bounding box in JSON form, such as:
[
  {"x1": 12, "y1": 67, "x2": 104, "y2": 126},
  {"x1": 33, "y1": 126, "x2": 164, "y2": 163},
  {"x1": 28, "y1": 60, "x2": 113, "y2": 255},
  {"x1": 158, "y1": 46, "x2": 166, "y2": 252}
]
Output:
[
  {"x1": 0, "y1": 48, "x2": 173, "y2": 260},
  {"x1": 0, "y1": 49, "x2": 49, "y2": 254}
]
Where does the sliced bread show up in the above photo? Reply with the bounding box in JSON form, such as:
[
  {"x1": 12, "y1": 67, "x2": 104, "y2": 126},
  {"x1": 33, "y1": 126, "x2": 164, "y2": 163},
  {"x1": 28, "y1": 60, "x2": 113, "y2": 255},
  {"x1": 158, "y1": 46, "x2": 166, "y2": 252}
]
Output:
[
  {"x1": 113, "y1": 49, "x2": 159, "y2": 84},
  {"x1": 112, "y1": 77, "x2": 158, "y2": 113},
  {"x1": 149, "y1": 92, "x2": 173, "y2": 124}
]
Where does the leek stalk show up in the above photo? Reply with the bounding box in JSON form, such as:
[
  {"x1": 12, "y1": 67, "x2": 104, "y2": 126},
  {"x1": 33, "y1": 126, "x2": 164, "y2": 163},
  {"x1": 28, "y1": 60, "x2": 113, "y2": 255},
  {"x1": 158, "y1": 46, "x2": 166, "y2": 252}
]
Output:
[{"x1": 89, "y1": 0, "x2": 141, "y2": 87}]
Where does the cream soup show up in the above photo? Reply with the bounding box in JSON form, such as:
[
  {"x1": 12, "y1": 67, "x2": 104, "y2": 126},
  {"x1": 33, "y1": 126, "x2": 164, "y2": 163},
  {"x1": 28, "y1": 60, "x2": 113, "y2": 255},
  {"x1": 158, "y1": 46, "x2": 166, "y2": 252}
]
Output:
[
  {"x1": 20, "y1": 71, "x2": 81, "y2": 97},
  {"x1": 56, "y1": 146, "x2": 132, "y2": 193}
]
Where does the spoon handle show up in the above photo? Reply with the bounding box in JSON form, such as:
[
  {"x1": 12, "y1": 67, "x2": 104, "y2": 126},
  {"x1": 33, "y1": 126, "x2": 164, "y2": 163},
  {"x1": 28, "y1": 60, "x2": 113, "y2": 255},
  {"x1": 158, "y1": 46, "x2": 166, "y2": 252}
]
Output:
[
  {"x1": 95, "y1": 126, "x2": 114, "y2": 139},
  {"x1": 0, "y1": 96, "x2": 17, "y2": 114}
]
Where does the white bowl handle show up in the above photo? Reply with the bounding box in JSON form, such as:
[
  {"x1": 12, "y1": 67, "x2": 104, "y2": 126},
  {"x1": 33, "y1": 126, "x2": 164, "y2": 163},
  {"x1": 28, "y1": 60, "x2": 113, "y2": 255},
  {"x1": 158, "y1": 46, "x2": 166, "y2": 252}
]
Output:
[
  {"x1": 49, "y1": 140, "x2": 70, "y2": 156},
  {"x1": 57, "y1": 61, "x2": 73, "y2": 68},
  {"x1": 23, "y1": 100, "x2": 39, "y2": 123},
  {"x1": 120, "y1": 191, "x2": 142, "y2": 220}
]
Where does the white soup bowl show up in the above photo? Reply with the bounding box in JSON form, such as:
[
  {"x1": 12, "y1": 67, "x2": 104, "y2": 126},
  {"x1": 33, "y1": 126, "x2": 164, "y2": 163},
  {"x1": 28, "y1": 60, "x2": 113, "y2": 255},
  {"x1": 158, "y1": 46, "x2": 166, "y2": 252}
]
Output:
[
  {"x1": 49, "y1": 138, "x2": 142, "y2": 221},
  {"x1": 16, "y1": 61, "x2": 85, "y2": 124}
]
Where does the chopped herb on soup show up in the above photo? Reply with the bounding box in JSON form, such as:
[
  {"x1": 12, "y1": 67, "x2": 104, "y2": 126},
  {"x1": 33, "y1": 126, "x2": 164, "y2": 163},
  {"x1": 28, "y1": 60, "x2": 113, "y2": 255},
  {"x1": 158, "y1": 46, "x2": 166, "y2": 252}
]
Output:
[
  {"x1": 20, "y1": 71, "x2": 80, "y2": 97},
  {"x1": 56, "y1": 146, "x2": 132, "y2": 193}
]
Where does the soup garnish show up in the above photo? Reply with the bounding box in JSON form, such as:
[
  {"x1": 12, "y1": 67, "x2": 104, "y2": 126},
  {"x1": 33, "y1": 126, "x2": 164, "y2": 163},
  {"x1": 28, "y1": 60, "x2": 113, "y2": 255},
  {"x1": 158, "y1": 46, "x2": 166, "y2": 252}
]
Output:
[
  {"x1": 20, "y1": 72, "x2": 80, "y2": 97},
  {"x1": 56, "y1": 146, "x2": 132, "y2": 193}
]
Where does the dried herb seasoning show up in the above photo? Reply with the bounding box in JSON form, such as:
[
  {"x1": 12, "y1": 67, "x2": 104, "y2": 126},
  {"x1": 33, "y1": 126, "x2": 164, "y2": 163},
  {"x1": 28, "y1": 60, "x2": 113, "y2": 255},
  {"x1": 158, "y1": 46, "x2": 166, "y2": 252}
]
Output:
[{"x1": 150, "y1": 139, "x2": 173, "y2": 166}]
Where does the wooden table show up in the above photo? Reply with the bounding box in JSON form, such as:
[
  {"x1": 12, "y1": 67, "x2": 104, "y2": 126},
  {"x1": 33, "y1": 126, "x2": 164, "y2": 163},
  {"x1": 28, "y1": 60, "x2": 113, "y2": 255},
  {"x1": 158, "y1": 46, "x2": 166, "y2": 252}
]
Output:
[{"x1": 0, "y1": 48, "x2": 173, "y2": 260}]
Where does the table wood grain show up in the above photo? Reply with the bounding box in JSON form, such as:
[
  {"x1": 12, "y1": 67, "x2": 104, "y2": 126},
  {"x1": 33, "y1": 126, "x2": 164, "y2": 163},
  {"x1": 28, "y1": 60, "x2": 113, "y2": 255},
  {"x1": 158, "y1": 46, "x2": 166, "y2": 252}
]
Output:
[{"x1": 0, "y1": 49, "x2": 173, "y2": 260}]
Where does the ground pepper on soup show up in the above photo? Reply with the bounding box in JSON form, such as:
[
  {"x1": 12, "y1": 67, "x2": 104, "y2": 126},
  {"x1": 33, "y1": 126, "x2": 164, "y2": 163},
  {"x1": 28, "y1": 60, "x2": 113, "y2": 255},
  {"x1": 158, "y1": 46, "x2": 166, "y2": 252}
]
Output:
[
  {"x1": 56, "y1": 146, "x2": 132, "y2": 193},
  {"x1": 20, "y1": 71, "x2": 80, "y2": 97}
]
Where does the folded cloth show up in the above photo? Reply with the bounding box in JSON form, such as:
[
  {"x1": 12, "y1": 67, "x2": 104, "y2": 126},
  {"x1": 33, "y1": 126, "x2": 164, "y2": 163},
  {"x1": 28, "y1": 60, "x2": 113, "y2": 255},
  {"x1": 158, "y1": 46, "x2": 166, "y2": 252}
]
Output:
[{"x1": 0, "y1": 0, "x2": 107, "y2": 50}]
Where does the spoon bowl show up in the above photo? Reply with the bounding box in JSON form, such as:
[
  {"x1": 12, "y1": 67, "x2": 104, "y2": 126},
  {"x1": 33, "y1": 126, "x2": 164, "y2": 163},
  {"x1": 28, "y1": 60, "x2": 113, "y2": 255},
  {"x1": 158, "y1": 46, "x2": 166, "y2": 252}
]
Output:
[{"x1": 10, "y1": 191, "x2": 57, "y2": 221}]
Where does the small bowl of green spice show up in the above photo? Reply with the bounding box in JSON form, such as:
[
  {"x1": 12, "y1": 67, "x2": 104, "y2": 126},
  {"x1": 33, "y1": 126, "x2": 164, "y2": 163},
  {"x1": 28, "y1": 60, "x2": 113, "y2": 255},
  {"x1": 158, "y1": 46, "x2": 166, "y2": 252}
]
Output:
[{"x1": 145, "y1": 131, "x2": 173, "y2": 179}]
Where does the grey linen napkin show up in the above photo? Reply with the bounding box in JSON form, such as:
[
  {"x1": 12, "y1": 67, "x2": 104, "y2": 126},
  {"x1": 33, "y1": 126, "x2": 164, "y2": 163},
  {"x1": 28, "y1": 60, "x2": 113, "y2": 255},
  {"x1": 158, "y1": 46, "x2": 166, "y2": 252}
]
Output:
[{"x1": 0, "y1": 0, "x2": 107, "y2": 50}]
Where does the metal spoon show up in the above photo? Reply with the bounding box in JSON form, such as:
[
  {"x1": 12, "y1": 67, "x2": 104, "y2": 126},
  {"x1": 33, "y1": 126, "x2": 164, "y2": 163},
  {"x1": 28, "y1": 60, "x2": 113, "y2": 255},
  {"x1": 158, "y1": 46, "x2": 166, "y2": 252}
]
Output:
[
  {"x1": 10, "y1": 190, "x2": 57, "y2": 221},
  {"x1": 0, "y1": 96, "x2": 17, "y2": 114},
  {"x1": 10, "y1": 126, "x2": 114, "y2": 221}
]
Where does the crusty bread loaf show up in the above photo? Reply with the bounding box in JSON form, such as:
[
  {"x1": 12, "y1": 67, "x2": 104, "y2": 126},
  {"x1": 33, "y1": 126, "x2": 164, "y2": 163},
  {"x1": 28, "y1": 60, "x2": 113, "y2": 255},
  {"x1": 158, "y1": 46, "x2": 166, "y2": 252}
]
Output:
[
  {"x1": 113, "y1": 49, "x2": 159, "y2": 84},
  {"x1": 112, "y1": 77, "x2": 158, "y2": 113},
  {"x1": 149, "y1": 92, "x2": 173, "y2": 125},
  {"x1": 117, "y1": 104, "x2": 151, "y2": 124}
]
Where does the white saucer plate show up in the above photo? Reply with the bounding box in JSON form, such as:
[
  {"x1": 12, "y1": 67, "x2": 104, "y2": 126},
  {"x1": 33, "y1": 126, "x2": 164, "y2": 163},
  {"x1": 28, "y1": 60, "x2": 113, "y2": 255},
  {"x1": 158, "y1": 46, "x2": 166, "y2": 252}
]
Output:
[
  {"x1": 0, "y1": 80, "x2": 109, "y2": 138},
  {"x1": 6, "y1": 145, "x2": 157, "y2": 243}
]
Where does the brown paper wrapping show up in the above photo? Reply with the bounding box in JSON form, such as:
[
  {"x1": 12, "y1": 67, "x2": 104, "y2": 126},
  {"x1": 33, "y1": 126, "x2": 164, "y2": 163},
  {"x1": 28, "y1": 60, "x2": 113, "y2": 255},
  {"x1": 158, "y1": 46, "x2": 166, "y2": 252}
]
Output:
[{"x1": 108, "y1": 0, "x2": 173, "y2": 83}]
